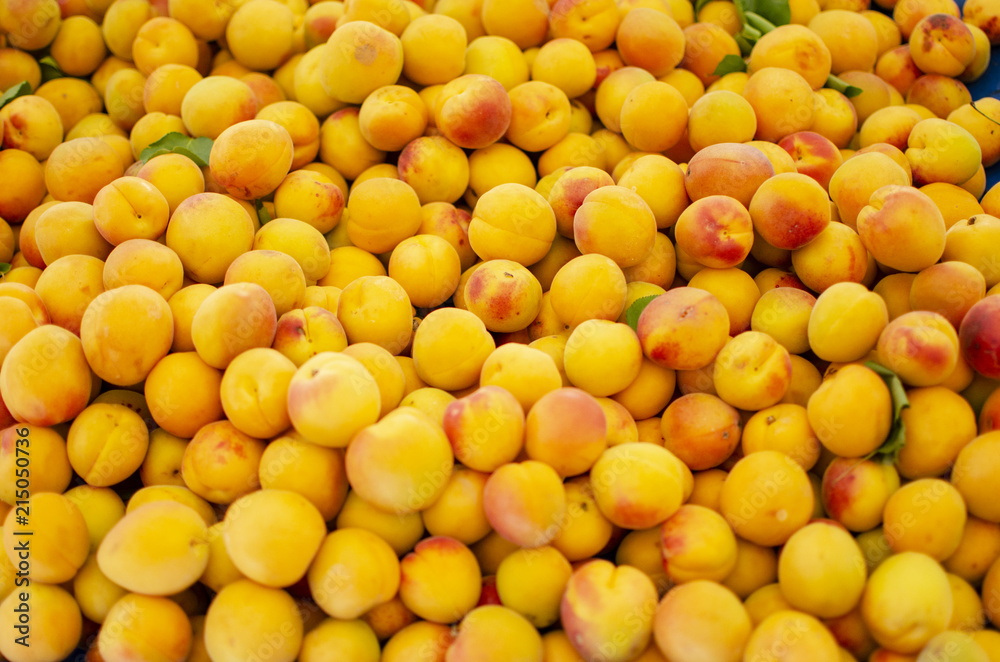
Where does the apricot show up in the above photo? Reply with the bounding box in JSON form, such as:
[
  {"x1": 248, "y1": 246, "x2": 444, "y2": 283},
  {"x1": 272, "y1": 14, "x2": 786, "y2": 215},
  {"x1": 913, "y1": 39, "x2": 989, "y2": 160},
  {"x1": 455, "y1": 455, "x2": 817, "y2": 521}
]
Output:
[
  {"x1": 469, "y1": 182, "x2": 556, "y2": 267},
  {"x1": 209, "y1": 120, "x2": 293, "y2": 202},
  {"x1": 907, "y1": 117, "x2": 982, "y2": 187},
  {"x1": 480, "y1": 343, "x2": 563, "y2": 412},
  {"x1": 165, "y1": 192, "x2": 255, "y2": 284},
  {"x1": 719, "y1": 450, "x2": 814, "y2": 546},
  {"x1": 1, "y1": 324, "x2": 95, "y2": 428},
  {"x1": 442, "y1": 385, "x2": 525, "y2": 472},
  {"x1": 743, "y1": 68, "x2": 816, "y2": 143},
  {"x1": 661, "y1": 504, "x2": 738, "y2": 583},
  {"x1": 637, "y1": 287, "x2": 730, "y2": 370},
  {"x1": 0, "y1": 426, "x2": 71, "y2": 506},
  {"x1": 744, "y1": 610, "x2": 841, "y2": 662},
  {"x1": 420, "y1": 467, "x2": 491, "y2": 545},
  {"x1": 545, "y1": 253, "x2": 626, "y2": 328},
  {"x1": 808, "y1": 282, "x2": 888, "y2": 363},
  {"x1": 0, "y1": 492, "x2": 84, "y2": 586},
  {"x1": 518, "y1": 387, "x2": 607, "y2": 477},
  {"x1": 713, "y1": 332, "x2": 792, "y2": 411},
  {"x1": 560, "y1": 560, "x2": 658, "y2": 662},
  {"x1": 393, "y1": 536, "x2": 480, "y2": 625},
  {"x1": 862, "y1": 551, "x2": 953, "y2": 653},
  {"x1": 189, "y1": 282, "x2": 277, "y2": 370},
  {"x1": 98, "y1": 592, "x2": 192, "y2": 662},
  {"x1": 779, "y1": 521, "x2": 867, "y2": 618},
  {"x1": 92, "y1": 176, "x2": 170, "y2": 245},
  {"x1": 0, "y1": 94, "x2": 63, "y2": 161},
  {"x1": 660, "y1": 393, "x2": 741, "y2": 471},
  {"x1": 346, "y1": 407, "x2": 454, "y2": 514},
  {"x1": 561, "y1": 320, "x2": 641, "y2": 397},
  {"x1": 283, "y1": 351, "x2": 380, "y2": 449},
  {"x1": 809, "y1": 363, "x2": 894, "y2": 456},
  {"x1": 179, "y1": 76, "x2": 257, "y2": 140},
  {"x1": 877, "y1": 310, "x2": 960, "y2": 386},
  {"x1": 952, "y1": 432, "x2": 1000, "y2": 523},
  {"x1": 44, "y1": 136, "x2": 124, "y2": 204},
  {"x1": 674, "y1": 195, "x2": 753, "y2": 269},
  {"x1": 0, "y1": 149, "x2": 45, "y2": 223},
  {"x1": 142, "y1": 353, "x2": 221, "y2": 440},
  {"x1": 483, "y1": 460, "x2": 566, "y2": 547},
  {"x1": 857, "y1": 184, "x2": 946, "y2": 272},
  {"x1": 428, "y1": 73, "x2": 512, "y2": 150},
  {"x1": 463, "y1": 258, "x2": 542, "y2": 332},
  {"x1": 204, "y1": 579, "x2": 303, "y2": 662},
  {"x1": 532, "y1": 38, "x2": 597, "y2": 98},
  {"x1": 687, "y1": 90, "x2": 757, "y2": 151},
  {"x1": 96, "y1": 500, "x2": 209, "y2": 595},
  {"x1": 216, "y1": 348, "x2": 295, "y2": 439},
  {"x1": 337, "y1": 275, "x2": 413, "y2": 353},
  {"x1": 412, "y1": 307, "x2": 496, "y2": 390},
  {"x1": 749, "y1": 287, "x2": 816, "y2": 356},
  {"x1": 822, "y1": 457, "x2": 900, "y2": 532},
  {"x1": 653, "y1": 580, "x2": 751, "y2": 662},
  {"x1": 446, "y1": 605, "x2": 542, "y2": 662},
  {"x1": 882, "y1": 478, "x2": 967, "y2": 561},
  {"x1": 217, "y1": 489, "x2": 324, "y2": 590},
  {"x1": 177, "y1": 420, "x2": 261, "y2": 504},
  {"x1": 80, "y1": 284, "x2": 172, "y2": 386},
  {"x1": 591, "y1": 443, "x2": 687, "y2": 529},
  {"x1": 0, "y1": 583, "x2": 80, "y2": 662},
  {"x1": 908, "y1": 13, "x2": 976, "y2": 77},
  {"x1": 619, "y1": 81, "x2": 688, "y2": 153},
  {"x1": 683, "y1": 142, "x2": 775, "y2": 208},
  {"x1": 32, "y1": 201, "x2": 111, "y2": 266}
]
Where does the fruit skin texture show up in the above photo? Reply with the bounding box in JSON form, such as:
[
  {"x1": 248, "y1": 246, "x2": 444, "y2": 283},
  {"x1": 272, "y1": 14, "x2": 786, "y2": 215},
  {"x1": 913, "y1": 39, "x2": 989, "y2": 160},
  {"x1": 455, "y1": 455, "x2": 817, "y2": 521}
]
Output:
[
  {"x1": 743, "y1": 609, "x2": 841, "y2": 662},
  {"x1": 0, "y1": 324, "x2": 92, "y2": 426},
  {"x1": 96, "y1": 501, "x2": 209, "y2": 597},
  {"x1": 204, "y1": 578, "x2": 303, "y2": 662},
  {"x1": 807, "y1": 364, "x2": 893, "y2": 458},
  {"x1": 719, "y1": 450, "x2": 815, "y2": 547},
  {"x1": 0, "y1": 583, "x2": 81, "y2": 662},
  {"x1": 861, "y1": 551, "x2": 954, "y2": 654},
  {"x1": 445, "y1": 605, "x2": 543, "y2": 662},
  {"x1": 856, "y1": 184, "x2": 947, "y2": 272},
  {"x1": 637, "y1": 287, "x2": 730, "y2": 371},
  {"x1": 778, "y1": 520, "x2": 867, "y2": 619},
  {"x1": 653, "y1": 580, "x2": 752, "y2": 662},
  {"x1": 307, "y1": 528, "x2": 401, "y2": 621},
  {"x1": 560, "y1": 560, "x2": 658, "y2": 662},
  {"x1": 661, "y1": 504, "x2": 738, "y2": 584},
  {"x1": 960, "y1": 296, "x2": 1000, "y2": 379}
]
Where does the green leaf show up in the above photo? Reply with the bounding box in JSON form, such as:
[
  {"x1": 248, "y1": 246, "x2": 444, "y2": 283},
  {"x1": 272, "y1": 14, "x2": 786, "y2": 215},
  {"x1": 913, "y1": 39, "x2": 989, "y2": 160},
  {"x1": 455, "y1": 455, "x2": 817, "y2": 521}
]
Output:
[
  {"x1": 732, "y1": 0, "x2": 749, "y2": 25},
  {"x1": 0, "y1": 81, "x2": 32, "y2": 112},
  {"x1": 826, "y1": 74, "x2": 863, "y2": 98},
  {"x1": 38, "y1": 56, "x2": 63, "y2": 84},
  {"x1": 747, "y1": 0, "x2": 790, "y2": 29},
  {"x1": 713, "y1": 54, "x2": 748, "y2": 77},
  {"x1": 625, "y1": 295, "x2": 660, "y2": 333},
  {"x1": 139, "y1": 133, "x2": 214, "y2": 167},
  {"x1": 0, "y1": 263, "x2": 10, "y2": 276},
  {"x1": 255, "y1": 198, "x2": 272, "y2": 226},
  {"x1": 744, "y1": 10, "x2": 780, "y2": 33},
  {"x1": 864, "y1": 361, "x2": 910, "y2": 463},
  {"x1": 734, "y1": 33, "x2": 757, "y2": 56}
]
